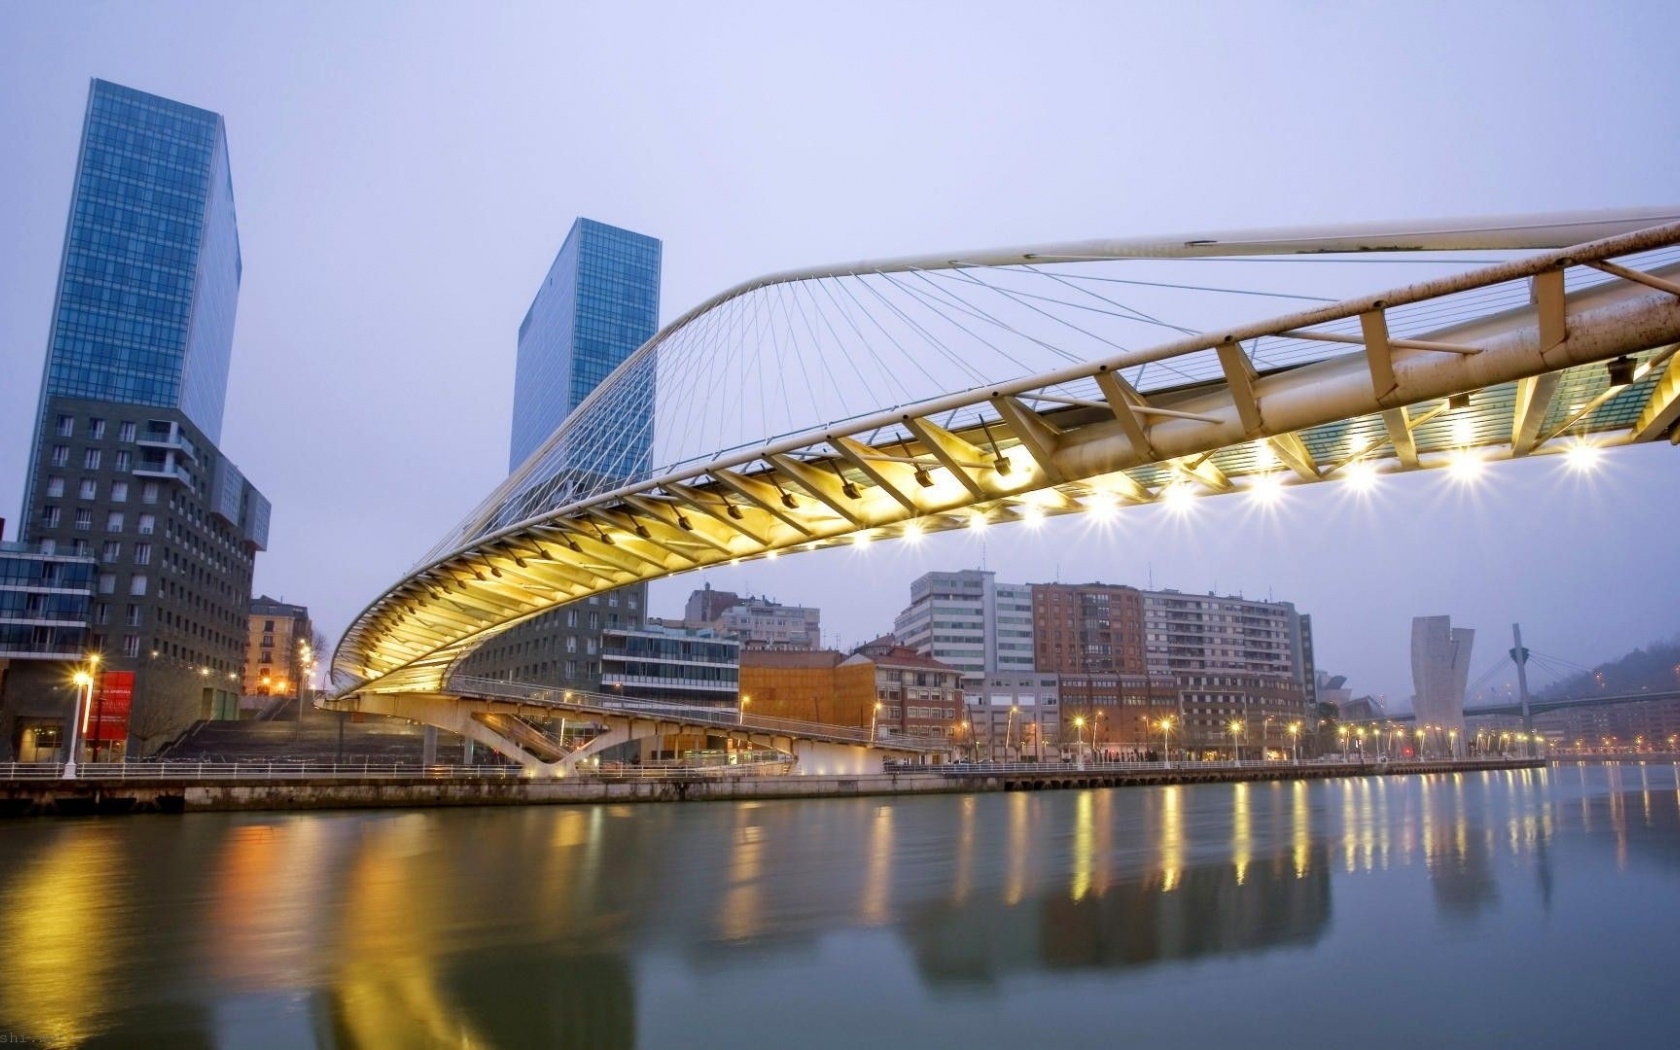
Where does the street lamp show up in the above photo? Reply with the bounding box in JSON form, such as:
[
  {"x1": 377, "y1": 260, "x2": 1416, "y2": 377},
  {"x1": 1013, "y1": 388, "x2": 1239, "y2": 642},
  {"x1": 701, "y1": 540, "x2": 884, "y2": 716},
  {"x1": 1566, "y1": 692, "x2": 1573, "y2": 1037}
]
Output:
[
  {"x1": 1287, "y1": 721, "x2": 1301, "y2": 764},
  {"x1": 1073, "y1": 716, "x2": 1086, "y2": 768},
  {"x1": 1228, "y1": 719, "x2": 1244, "y2": 764},
  {"x1": 64, "y1": 656, "x2": 98, "y2": 780},
  {"x1": 870, "y1": 700, "x2": 882, "y2": 741},
  {"x1": 1158, "y1": 716, "x2": 1173, "y2": 769},
  {"x1": 1006, "y1": 705, "x2": 1018, "y2": 760},
  {"x1": 738, "y1": 694, "x2": 751, "y2": 725}
]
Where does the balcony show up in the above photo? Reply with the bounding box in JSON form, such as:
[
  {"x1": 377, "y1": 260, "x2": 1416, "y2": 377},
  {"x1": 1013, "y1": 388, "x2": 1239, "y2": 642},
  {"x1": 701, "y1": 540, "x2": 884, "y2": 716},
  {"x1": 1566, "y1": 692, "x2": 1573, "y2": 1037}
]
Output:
[{"x1": 137, "y1": 420, "x2": 199, "y2": 462}]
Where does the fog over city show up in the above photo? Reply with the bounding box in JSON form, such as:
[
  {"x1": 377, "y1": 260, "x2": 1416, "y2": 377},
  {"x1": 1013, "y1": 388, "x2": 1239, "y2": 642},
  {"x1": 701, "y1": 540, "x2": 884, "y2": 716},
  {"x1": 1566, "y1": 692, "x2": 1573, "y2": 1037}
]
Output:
[{"x1": 3, "y1": 2, "x2": 1678, "y2": 706}]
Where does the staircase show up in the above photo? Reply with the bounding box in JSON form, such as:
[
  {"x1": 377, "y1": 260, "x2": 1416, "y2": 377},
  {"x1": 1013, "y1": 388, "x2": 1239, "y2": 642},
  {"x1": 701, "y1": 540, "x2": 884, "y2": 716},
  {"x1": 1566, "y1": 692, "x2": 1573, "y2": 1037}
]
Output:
[{"x1": 156, "y1": 715, "x2": 474, "y2": 765}]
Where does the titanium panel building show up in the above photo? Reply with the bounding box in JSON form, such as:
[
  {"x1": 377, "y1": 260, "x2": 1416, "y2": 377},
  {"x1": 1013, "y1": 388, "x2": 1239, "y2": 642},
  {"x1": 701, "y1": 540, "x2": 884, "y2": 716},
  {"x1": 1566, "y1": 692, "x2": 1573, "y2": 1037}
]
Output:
[
  {"x1": 462, "y1": 219, "x2": 661, "y2": 691},
  {"x1": 3, "y1": 80, "x2": 269, "y2": 758}
]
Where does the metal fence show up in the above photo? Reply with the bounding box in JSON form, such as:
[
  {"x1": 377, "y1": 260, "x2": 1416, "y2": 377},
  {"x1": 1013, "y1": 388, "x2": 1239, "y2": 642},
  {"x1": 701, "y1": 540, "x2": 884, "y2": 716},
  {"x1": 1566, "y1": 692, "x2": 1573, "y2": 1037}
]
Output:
[{"x1": 0, "y1": 760, "x2": 795, "y2": 782}]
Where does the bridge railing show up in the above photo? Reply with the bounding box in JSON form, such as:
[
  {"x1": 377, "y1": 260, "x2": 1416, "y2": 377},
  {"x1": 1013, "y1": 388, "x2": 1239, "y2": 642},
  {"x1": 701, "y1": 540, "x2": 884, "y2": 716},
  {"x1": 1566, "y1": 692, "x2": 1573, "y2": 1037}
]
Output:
[
  {"x1": 0, "y1": 760, "x2": 802, "y2": 781},
  {"x1": 445, "y1": 675, "x2": 948, "y2": 751}
]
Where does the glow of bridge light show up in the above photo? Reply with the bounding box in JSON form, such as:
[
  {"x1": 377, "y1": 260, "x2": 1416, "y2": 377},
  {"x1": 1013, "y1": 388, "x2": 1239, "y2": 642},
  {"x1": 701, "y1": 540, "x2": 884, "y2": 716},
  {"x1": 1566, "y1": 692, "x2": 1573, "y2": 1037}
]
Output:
[
  {"x1": 1564, "y1": 442, "x2": 1600, "y2": 473},
  {"x1": 1448, "y1": 449, "x2": 1484, "y2": 483},
  {"x1": 1343, "y1": 460, "x2": 1377, "y2": 491},
  {"x1": 853, "y1": 531, "x2": 872, "y2": 550},
  {"x1": 1248, "y1": 473, "x2": 1283, "y2": 503},
  {"x1": 1021, "y1": 504, "x2": 1045, "y2": 528},
  {"x1": 903, "y1": 520, "x2": 924, "y2": 543},
  {"x1": 1162, "y1": 483, "x2": 1195, "y2": 513},
  {"x1": 1452, "y1": 417, "x2": 1475, "y2": 446},
  {"x1": 967, "y1": 511, "x2": 988, "y2": 531},
  {"x1": 1252, "y1": 440, "x2": 1277, "y2": 470},
  {"x1": 1085, "y1": 492, "x2": 1119, "y2": 521}
]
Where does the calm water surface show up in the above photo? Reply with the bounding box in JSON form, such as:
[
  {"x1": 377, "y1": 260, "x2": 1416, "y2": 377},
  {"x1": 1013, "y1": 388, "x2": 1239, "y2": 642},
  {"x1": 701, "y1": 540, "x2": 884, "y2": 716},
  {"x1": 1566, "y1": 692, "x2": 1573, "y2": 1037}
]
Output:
[{"x1": 0, "y1": 763, "x2": 1676, "y2": 1048}]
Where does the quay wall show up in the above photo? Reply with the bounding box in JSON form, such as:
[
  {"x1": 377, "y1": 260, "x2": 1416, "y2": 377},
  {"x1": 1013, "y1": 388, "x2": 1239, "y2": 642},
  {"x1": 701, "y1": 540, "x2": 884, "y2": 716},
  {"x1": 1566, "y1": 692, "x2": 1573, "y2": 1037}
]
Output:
[{"x1": 0, "y1": 758, "x2": 1549, "y2": 817}]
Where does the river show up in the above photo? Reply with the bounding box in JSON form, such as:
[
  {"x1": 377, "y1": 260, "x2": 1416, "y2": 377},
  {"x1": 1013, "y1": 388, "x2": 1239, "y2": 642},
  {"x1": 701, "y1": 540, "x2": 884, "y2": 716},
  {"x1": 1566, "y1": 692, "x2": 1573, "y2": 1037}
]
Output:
[{"x1": 0, "y1": 763, "x2": 1674, "y2": 1048}]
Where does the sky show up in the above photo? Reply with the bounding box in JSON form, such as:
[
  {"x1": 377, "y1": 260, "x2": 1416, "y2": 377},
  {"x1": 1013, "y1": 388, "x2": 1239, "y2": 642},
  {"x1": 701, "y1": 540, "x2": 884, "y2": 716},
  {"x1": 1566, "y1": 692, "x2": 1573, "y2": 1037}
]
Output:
[{"x1": 2, "y1": 1, "x2": 1677, "y2": 707}]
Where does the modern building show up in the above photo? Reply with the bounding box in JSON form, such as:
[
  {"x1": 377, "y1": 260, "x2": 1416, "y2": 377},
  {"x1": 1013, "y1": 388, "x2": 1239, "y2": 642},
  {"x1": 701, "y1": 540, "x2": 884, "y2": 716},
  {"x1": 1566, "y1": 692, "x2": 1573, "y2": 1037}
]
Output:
[
  {"x1": 460, "y1": 218, "x2": 661, "y2": 692},
  {"x1": 964, "y1": 671, "x2": 1061, "y2": 759},
  {"x1": 1411, "y1": 615, "x2": 1473, "y2": 755},
  {"x1": 1031, "y1": 582, "x2": 1147, "y2": 675},
  {"x1": 738, "y1": 649, "x2": 875, "y2": 726},
  {"x1": 600, "y1": 622, "x2": 739, "y2": 705},
  {"x1": 851, "y1": 636, "x2": 964, "y2": 739},
  {"x1": 4, "y1": 80, "x2": 268, "y2": 757},
  {"x1": 241, "y1": 595, "x2": 312, "y2": 699},
  {"x1": 893, "y1": 569, "x2": 1034, "y2": 682},
  {"x1": 665, "y1": 585, "x2": 821, "y2": 651},
  {"x1": 0, "y1": 537, "x2": 97, "y2": 761}
]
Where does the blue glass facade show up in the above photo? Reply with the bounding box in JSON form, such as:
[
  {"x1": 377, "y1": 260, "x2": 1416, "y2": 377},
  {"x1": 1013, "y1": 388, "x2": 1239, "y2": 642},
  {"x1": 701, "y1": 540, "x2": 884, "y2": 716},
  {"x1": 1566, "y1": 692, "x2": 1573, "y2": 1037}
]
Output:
[{"x1": 509, "y1": 218, "x2": 661, "y2": 474}]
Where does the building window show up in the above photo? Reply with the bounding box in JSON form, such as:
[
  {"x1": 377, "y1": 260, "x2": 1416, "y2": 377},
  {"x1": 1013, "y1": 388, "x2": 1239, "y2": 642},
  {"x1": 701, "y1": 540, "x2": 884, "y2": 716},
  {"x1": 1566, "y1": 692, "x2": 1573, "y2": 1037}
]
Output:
[
  {"x1": 121, "y1": 634, "x2": 140, "y2": 657},
  {"x1": 74, "y1": 509, "x2": 92, "y2": 531},
  {"x1": 588, "y1": 612, "x2": 599, "y2": 629},
  {"x1": 628, "y1": 594, "x2": 639, "y2": 611},
  {"x1": 119, "y1": 421, "x2": 136, "y2": 443},
  {"x1": 141, "y1": 482, "x2": 158, "y2": 504},
  {"x1": 566, "y1": 609, "x2": 578, "y2": 627},
  {"x1": 98, "y1": 573, "x2": 116, "y2": 595},
  {"x1": 106, "y1": 511, "x2": 124, "y2": 532},
  {"x1": 71, "y1": 539, "x2": 89, "y2": 557},
  {"x1": 134, "y1": 543, "x2": 151, "y2": 565},
  {"x1": 126, "y1": 605, "x2": 142, "y2": 627},
  {"x1": 79, "y1": 479, "x2": 97, "y2": 500},
  {"x1": 56, "y1": 414, "x2": 74, "y2": 437},
  {"x1": 114, "y1": 450, "x2": 130, "y2": 472},
  {"x1": 608, "y1": 593, "x2": 619, "y2": 608},
  {"x1": 46, "y1": 477, "x2": 64, "y2": 498},
  {"x1": 94, "y1": 603, "x2": 110, "y2": 625},
  {"x1": 102, "y1": 541, "x2": 121, "y2": 563},
  {"x1": 137, "y1": 513, "x2": 155, "y2": 535},
  {"x1": 129, "y1": 575, "x2": 148, "y2": 596},
  {"x1": 51, "y1": 446, "x2": 68, "y2": 467},
  {"x1": 42, "y1": 506, "x2": 61, "y2": 528},
  {"x1": 39, "y1": 539, "x2": 55, "y2": 555},
  {"x1": 111, "y1": 481, "x2": 128, "y2": 503},
  {"x1": 83, "y1": 449, "x2": 101, "y2": 470},
  {"x1": 566, "y1": 636, "x2": 577, "y2": 653},
  {"x1": 89, "y1": 419, "x2": 106, "y2": 440}
]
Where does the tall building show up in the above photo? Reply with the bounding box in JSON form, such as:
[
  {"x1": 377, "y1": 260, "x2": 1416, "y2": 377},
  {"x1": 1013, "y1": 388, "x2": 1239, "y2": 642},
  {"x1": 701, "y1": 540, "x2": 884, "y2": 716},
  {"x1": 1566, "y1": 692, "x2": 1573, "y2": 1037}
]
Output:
[
  {"x1": 893, "y1": 569, "x2": 1034, "y2": 682},
  {"x1": 460, "y1": 219, "x2": 661, "y2": 693},
  {"x1": 242, "y1": 596, "x2": 312, "y2": 700},
  {"x1": 2, "y1": 80, "x2": 268, "y2": 758},
  {"x1": 1411, "y1": 615, "x2": 1473, "y2": 755},
  {"x1": 1031, "y1": 582, "x2": 1147, "y2": 674}
]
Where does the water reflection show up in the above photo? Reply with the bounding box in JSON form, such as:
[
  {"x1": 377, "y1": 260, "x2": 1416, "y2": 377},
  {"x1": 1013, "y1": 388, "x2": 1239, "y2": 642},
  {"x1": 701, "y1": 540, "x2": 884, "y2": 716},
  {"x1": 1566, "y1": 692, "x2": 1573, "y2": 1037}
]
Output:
[{"x1": 0, "y1": 764, "x2": 1675, "y2": 1047}]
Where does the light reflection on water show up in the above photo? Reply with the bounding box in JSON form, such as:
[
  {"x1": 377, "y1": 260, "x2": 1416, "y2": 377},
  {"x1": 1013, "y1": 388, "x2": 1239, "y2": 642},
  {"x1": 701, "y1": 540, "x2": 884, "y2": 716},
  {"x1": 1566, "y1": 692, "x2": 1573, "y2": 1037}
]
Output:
[{"x1": 0, "y1": 763, "x2": 1675, "y2": 1048}]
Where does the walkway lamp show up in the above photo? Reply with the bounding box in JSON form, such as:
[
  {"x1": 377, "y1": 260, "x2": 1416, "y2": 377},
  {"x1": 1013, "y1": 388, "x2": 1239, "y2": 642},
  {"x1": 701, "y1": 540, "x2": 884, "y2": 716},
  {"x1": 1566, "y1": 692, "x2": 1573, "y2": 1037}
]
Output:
[
  {"x1": 1006, "y1": 705, "x2": 1018, "y2": 759},
  {"x1": 1449, "y1": 728, "x2": 1459, "y2": 759},
  {"x1": 64, "y1": 657, "x2": 98, "y2": 780},
  {"x1": 1288, "y1": 722, "x2": 1301, "y2": 764},
  {"x1": 1073, "y1": 716, "x2": 1086, "y2": 768},
  {"x1": 1158, "y1": 717, "x2": 1173, "y2": 769},
  {"x1": 1228, "y1": 719, "x2": 1244, "y2": 764},
  {"x1": 1337, "y1": 724, "x2": 1350, "y2": 759},
  {"x1": 738, "y1": 694, "x2": 751, "y2": 725},
  {"x1": 870, "y1": 701, "x2": 882, "y2": 741}
]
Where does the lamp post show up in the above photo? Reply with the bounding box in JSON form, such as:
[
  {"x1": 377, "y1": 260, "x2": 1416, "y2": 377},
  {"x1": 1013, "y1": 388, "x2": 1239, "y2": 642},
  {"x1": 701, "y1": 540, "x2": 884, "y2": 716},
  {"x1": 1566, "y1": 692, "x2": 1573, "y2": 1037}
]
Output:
[
  {"x1": 1228, "y1": 719, "x2": 1245, "y2": 764},
  {"x1": 870, "y1": 700, "x2": 882, "y2": 741},
  {"x1": 1006, "y1": 705, "x2": 1018, "y2": 761},
  {"x1": 738, "y1": 694, "x2": 751, "y2": 725},
  {"x1": 1073, "y1": 716, "x2": 1086, "y2": 769},
  {"x1": 297, "y1": 640, "x2": 313, "y2": 723},
  {"x1": 64, "y1": 654, "x2": 98, "y2": 779},
  {"x1": 1287, "y1": 721, "x2": 1301, "y2": 764},
  {"x1": 1158, "y1": 716, "x2": 1173, "y2": 770}
]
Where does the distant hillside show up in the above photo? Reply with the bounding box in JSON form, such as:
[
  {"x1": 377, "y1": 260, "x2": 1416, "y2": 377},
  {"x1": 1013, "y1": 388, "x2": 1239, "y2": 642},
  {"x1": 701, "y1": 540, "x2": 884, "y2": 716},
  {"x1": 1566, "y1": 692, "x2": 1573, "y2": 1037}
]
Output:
[{"x1": 1535, "y1": 635, "x2": 1680, "y2": 700}]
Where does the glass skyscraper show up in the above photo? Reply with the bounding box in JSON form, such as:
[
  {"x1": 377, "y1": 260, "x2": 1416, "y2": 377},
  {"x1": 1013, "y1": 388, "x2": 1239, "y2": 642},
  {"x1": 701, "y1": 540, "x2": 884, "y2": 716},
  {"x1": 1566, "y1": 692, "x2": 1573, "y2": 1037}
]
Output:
[
  {"x1": 509, "y1": 218, "x2": 661, "y2": 473},
  {"x1": 2, "y1": 80, "x2": 268, "y2": 760},
  {"x1": 462, "y1": 218, "x2": 661, "y2": 696}
]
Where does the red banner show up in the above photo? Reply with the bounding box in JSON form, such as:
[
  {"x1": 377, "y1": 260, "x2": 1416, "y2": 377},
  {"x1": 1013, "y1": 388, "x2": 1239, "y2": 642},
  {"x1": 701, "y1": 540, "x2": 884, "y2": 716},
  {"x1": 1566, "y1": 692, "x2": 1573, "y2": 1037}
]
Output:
[{"x1": 88, "y1": 671, "x2": 134, "y2": 745}]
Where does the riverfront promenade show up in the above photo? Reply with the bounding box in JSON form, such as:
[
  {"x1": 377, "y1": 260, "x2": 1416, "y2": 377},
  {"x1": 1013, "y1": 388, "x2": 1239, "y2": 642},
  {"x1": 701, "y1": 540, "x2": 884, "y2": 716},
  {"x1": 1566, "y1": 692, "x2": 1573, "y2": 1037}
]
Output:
[{"x1": 0, "y1": 756, "x2": 1547, "y2": 816}]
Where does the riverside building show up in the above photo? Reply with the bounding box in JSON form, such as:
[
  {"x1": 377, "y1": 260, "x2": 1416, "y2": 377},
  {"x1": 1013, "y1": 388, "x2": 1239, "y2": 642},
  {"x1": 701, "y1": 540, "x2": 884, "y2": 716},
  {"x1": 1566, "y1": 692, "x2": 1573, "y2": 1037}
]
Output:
[
  {"x1": 459, "y1": 219, "x2": 661, "y2": 691},
  {"x1": 3, "y1": 80, "x2": 269, "y2": 758},
  {"x1": 893, "y1": 569, "x2": 1035, "y2": 683}
]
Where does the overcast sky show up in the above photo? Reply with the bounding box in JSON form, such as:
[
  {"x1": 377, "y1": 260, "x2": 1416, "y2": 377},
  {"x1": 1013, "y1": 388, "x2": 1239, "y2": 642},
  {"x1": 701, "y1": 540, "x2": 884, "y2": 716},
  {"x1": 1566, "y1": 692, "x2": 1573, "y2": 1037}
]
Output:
[{"x1": 2, "y1": 1, "x2": 1677, "y2": 706}]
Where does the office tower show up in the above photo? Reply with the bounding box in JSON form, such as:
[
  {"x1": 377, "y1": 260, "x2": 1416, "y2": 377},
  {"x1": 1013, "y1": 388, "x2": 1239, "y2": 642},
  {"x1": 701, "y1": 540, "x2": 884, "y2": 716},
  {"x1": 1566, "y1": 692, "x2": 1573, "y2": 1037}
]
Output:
[
  {"x1": 462, "y1": 219, "x2": 661, "y2": 692},
  {"x1": 2, "y1": 80, "x2": 269, "y2": 759},
  {"x1": 893, "y1": 569, "x2": 1035, "y2": 682}
]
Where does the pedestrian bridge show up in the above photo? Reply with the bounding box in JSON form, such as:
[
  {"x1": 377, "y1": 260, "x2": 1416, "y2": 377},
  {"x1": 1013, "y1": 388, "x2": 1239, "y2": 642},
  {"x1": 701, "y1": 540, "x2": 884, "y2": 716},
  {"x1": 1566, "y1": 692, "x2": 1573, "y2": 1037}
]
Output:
[
  {"x1": 328, "y1": 208, "x2": 1680, "y2": 758},
  {"x1": 341, "y1": 675, "x2": 946, "y2": 776}
]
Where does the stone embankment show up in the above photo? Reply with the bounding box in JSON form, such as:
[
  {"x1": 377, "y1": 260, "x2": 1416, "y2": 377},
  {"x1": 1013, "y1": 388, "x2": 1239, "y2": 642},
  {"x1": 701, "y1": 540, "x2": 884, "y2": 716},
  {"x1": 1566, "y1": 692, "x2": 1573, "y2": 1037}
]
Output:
[{"x1": 0, "y1": 757, "x2": 1549, "y2": 817}]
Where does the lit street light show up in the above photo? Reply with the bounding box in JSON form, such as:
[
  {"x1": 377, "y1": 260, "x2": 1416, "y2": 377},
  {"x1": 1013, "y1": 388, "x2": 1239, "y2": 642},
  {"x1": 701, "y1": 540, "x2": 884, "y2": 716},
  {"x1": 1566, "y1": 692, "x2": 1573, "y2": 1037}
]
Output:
[
  {"x1": 1158, "y1": 716, "x2": 1174, "y2": 769},
  {"x1": 63, "y1": 653, "x2": 98, "y2": 780},
  {"x1": 1287, "y1": 721, "x2": 1301, "y2": 764}
]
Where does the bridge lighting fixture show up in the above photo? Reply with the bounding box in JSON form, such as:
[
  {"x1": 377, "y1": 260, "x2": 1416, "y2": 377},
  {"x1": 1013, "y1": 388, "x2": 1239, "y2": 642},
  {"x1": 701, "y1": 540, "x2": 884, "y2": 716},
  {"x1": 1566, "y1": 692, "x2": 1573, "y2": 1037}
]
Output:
[
  {"x1": 853, "y1": 531, "x2": 872, "y2": 550},
  {"x1": 1022, "y1": 504, "x2": 1045, "y2": 528},
  {"x1": 1448, "y1": 449, "x2": 1484, "y2": 482},
  {"x1": 725, "y1": 501, "x2": 743, "y2": 520},
  {"x1": 968, "y1": 511, "x2": 988, "y2": 530},
  {"x1": 1252, "y1": 441, "x2": 1278, "y2": 470},
  {"x1": 1343, "y1": 460, "x2": 1378, "y2": 491},
  {"x1": 766, "y1": 549, "x2": 779, "y2": 560},
  {"x1": 914, "y1": 466, "x2": 934, "y2": 488},
  {"x1": 1086, "y1": 493, "x2": 1118, "y2": 520},
  {"x1": 676, "y1": 514, "x2": 693, "y2": 531},
  {"x1": 904, "y1": 520, "x2": 924, "y2": 543},
  {"x1": 1249, "y1": 473, "x2": 1283, "y2": 503},
  {"x1": 1162, "y1": 483, "x2": 1195, "y2": 513},
  {"x1": 1565, "y1": 442, "x2": 1601, "y2": 472},
  {"x1": 994, "y1": 455, "x2": 1013, "y2": 476},
  {"x1": 1452, "y1": 417, "x2": 1476, "y2": 446}
]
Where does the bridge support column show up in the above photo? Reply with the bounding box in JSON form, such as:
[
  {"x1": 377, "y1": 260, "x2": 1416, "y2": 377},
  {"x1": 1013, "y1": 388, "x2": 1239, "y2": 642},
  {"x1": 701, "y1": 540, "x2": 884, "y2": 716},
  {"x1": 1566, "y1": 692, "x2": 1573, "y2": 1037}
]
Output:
[{"x1": 421, "y1": 725, "x2": 438, "y2": 766}]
